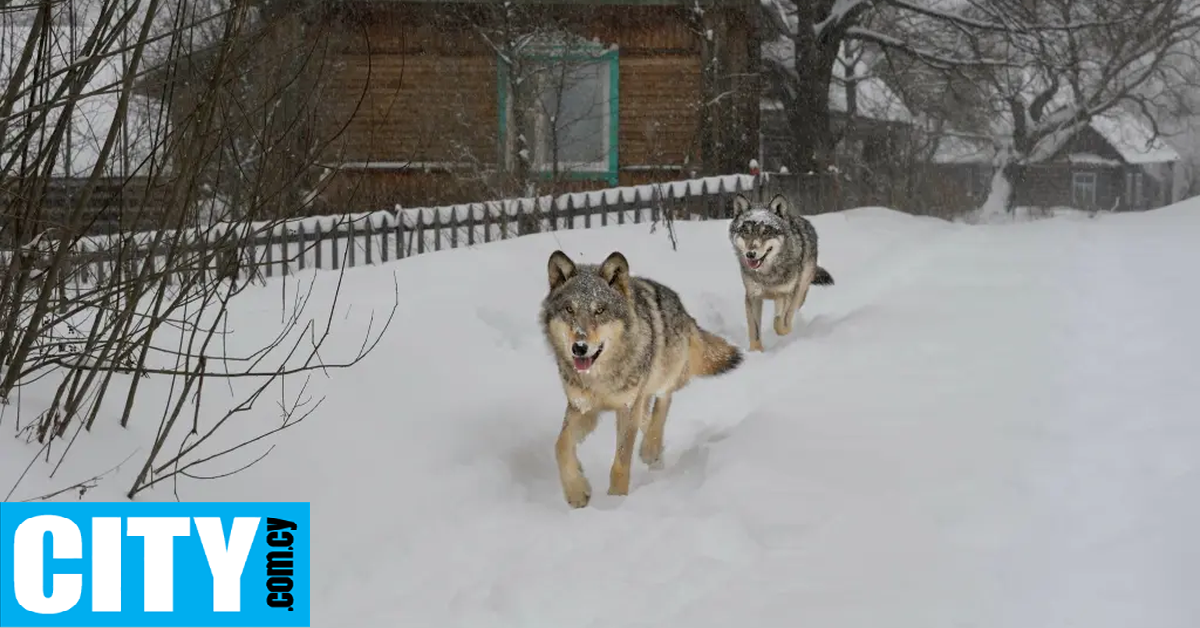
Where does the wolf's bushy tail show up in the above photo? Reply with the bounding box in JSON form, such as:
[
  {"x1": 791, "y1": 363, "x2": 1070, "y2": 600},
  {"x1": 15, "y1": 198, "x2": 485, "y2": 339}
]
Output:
[
  {"x1": 689, "y1": 328, "x2": 743, "y2": 378},
  {"x1": 813, "y1": 266, "x2": 834, "y2": 286}
]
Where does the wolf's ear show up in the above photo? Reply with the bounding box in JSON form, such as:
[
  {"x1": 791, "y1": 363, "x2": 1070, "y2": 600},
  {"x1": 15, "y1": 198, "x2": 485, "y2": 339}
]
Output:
[
  {"x1": 599, "y1": 251, "x2": 630, "y2": 296},
  {"x1": 547, "y1": 250, "x2": 576, "y2": 291},
  {"x1": 732, "y1": 194, "x2": 752, "y2": 216},
  {"x1": 768, "y1": 194, "x2": 790, "y2": 216}
]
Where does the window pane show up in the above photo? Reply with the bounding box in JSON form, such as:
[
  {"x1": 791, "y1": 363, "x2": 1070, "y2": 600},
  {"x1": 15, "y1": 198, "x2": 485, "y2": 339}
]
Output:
[
  {"x1": 1072, "y1": 172, "x2": 1096, "y2": 208},
  {"x1": 537, "y1": 61, "x2": 606, "y2": 166}
]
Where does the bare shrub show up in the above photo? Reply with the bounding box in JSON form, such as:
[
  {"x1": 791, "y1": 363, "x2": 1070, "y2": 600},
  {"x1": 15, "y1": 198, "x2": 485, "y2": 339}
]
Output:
[{"x1": 0, "y1": 0, "x2": 395, "y2": 499}]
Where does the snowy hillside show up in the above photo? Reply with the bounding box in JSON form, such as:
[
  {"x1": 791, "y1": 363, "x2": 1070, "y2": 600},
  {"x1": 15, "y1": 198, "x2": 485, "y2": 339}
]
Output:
[{"x1": 4, "y1": 202, "x2": 1200, "y2": 627}]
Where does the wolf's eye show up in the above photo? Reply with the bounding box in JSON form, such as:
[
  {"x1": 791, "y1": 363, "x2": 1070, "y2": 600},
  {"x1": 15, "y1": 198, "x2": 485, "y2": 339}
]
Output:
[
  {"x1": 594, "y1": 305, "x2": 606, "y2": 316},
  {"x1": 565, "y1": 305, "x2": 575, "y2": 315}
]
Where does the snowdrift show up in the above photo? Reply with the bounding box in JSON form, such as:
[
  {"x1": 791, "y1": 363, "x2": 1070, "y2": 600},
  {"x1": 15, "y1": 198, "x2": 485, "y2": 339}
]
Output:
[{"x1": 4, "y1": 203, "x2": 1200, "y2": 627}]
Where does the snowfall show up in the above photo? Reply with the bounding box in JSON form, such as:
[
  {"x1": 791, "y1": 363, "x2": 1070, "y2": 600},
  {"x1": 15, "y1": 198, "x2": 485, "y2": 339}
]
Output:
[{"x1": 3, "y1": 199, "x2": 1200, "y2": 627}]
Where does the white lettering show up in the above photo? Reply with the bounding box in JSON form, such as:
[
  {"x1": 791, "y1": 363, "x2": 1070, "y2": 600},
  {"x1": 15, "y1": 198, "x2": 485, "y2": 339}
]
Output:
[
  {"x1": 90, "y1": 517, "x2": 122, "y2": 612},
  {"x1": 194, "y1": 517, "x2": 260, "y2": 612},
  {"x1": 12, "y1": 515, "x2": 82, "y2": 614},
  {"x1": 126, "y1": 517, "x2": 190, "y2": 612}
]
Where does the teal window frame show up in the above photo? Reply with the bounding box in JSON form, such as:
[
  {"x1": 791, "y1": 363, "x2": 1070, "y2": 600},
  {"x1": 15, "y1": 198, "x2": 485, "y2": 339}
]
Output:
[{"x1": 497, "y1": 44, "x2": 620, "y2": 186}]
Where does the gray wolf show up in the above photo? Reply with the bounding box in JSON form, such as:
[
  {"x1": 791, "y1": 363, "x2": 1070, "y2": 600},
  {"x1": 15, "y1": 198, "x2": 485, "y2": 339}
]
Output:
[
  {"x1": 728, "y1": 193, "x2": 834, "y2": 351},
  {"x1": 540, "y1": 250, "x2": 743, "y2": 508}
]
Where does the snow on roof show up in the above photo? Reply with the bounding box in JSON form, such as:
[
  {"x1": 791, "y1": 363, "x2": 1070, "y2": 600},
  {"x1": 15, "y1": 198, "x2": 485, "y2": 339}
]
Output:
[
  {"x1": 762, "y1": 35, "x2": 913, "y2": 125},
  {"x1": 932, "y1": 110, "x2": 1181, "y2": 166},
  {"x1": 1, "y1": 11, "x2": 163, "y2": 179},
  {"x1": 931, "y1": 134, "x2": 994, "y2": 165},
  {"x1": 1088, "y1": 112, "x2": 1180, "y2": 165},
  {"x1": 1066, "y1": 152, "x2": 1122, "y2": 167}
]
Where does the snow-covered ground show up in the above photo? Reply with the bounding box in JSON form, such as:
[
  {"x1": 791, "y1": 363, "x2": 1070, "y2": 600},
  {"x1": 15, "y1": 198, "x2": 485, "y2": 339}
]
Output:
[{"x1": 4, "y1": 201, "x2": 1200, "y2": 627}]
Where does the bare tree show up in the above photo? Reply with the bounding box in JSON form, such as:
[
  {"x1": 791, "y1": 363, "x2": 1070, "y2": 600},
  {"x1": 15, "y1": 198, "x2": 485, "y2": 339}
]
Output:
[
  {"x1": 758, "y1": 0, "x2": 1200, "y2": 217},
  {"x1": 958, "y1": 0, "x2": 1200, "y2": 218},
  {"x1": 147, "y1": 0, "x2": 348, "y2": 223},
  {"x1": 759, "y1": 0, "x2": 1091, "y2": 172},
  {"x1": 0, "y1": 0, "x2": 394, "y2": 500}
]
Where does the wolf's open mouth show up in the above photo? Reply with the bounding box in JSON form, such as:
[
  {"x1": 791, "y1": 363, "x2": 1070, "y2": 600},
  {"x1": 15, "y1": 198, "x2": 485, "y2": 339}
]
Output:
[
  {"x1": 573, "y1": 344, "x2": 604, "y2": 371},
  {"x1": 745, "y1": 248, "x2": 772, "y2": 270}
]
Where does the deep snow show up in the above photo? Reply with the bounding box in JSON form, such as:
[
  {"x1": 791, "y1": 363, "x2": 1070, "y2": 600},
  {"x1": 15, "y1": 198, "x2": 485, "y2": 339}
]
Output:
[{"x1": 4, "y1": 202, "x2": 1200, "y2": 627}]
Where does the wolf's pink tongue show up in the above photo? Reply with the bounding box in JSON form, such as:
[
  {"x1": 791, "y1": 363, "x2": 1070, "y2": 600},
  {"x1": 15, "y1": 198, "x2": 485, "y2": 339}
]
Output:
[
  {"x1": 747, "y1": 259, "x2": 762, "y2": 269},
  {"x1": 573, "y1": 356, "x2": 594, "y2": 371}
]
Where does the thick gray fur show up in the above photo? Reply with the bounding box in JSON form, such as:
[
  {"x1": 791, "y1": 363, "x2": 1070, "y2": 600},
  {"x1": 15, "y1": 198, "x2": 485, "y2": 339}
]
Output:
[
  {"x1": 538, "y1": 250, "x2": 743, "y2": 508},
  {"x1": 541, "y1": 264, "x2": 697, "y2": 393},
  {"x1": 727, "y1": 193, "x2": 833, "y2": 350}
]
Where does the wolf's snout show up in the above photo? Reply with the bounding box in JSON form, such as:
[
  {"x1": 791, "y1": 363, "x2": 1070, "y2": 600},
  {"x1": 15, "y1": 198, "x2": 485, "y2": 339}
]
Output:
[
  {"x1": 744, "y1": 249, "x2": 765, "y2": 269},
  {"x1": 569, "y1": 340, "x2": 603, "y2": 372}
]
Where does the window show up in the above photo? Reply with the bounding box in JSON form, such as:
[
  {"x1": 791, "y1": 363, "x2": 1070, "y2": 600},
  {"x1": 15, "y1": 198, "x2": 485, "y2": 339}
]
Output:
[
  {"x1": 498, "y1": 39, "x2": 619, "y2": 185},
  {"x1": 1133, "y1": 172, "x2": 1144, "y2": 209},
  {"x1": 1071, "y1": 171, "x2": 1097, "y2": 209},
  {"x1": 1124, "y1": 171, "x2": 1145, "y2": 210},
  {"x1": 1124, "y1": 171, "x2": 1146, "y2": 209},
  {"x1": 973, "y1": 166, "x2": 993, "y2": 200}
]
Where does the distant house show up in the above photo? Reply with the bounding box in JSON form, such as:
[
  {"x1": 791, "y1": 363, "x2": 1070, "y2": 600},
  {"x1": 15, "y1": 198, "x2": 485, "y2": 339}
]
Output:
[
  {"x1": 2, "y1": 12, "x2": 166, "y2": 235},
  {"x1": 759, "y1": 37, "x2": 914, "y2": 173},
  {"x1": 931, "y1": 110, "x2": 1181, "y2": 212},
  {"x1": 142, "y1": 0, "x2": 761, "y2": 212}
]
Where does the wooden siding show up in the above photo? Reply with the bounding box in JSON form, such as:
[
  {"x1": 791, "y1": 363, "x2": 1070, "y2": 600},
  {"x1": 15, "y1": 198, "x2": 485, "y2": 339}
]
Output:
[
  {"x1": 926, "y1": 124, "x2": 1178, "y2": 213},
  {"x1": 0, "y1": 176, "x2": 177, "y2": 237},
  {"x1": 1013, "y1": 163, "x2": 1120, "y2": 210},
  {"x1": 618, "y1": 55, "x2": 702, "y2": 167},
  {"x1": 331, "y1": 4, "x2": 705, "y2": 55},
  {"x1": 309, "y1": 2, "x2": 750, "y2": 209},
  {"x1": 144, "y1": 1, "x2": 756, "y2": 213},
  {"x1": 321, "y1": 53, "x2": 499, "y2": 165},
  {"x1": 311, "y1": 166, "x2": 708, "y2": 212}
]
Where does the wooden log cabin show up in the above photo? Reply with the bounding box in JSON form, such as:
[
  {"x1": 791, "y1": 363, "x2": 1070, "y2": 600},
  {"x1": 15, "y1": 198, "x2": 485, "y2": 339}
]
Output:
[
  {"x1": 140, "y1": 0, "x2": 761, "y2": 214},
  {"x1": 929, "y1": 111, "x2": 1182, "y2": 214}
]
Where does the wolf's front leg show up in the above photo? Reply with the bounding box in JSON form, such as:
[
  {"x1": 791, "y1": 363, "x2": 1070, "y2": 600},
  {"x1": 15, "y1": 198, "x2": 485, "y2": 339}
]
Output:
[
  {"x1": 772, "y1": 296, "x2": 791, "y2": 336},
  {"x1": 556, "y1": 404, "x2": 599, "y2": 508},
  {"x1": 608, "y1": 398, "x2": 645, "y2": 496},
  {"x1": 745, "y1": 294, "x2": 764, "y2": 351},
  {"x1": 780, "y1": 264, "x2": 817, "y2": 335}
]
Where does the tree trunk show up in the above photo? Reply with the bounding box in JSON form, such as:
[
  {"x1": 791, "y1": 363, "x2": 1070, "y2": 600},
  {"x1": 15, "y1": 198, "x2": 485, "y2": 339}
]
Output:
[
  {"x1": 696, "y1": 2, "x2": 760, "y2": 175},
  {"x1": 784, "y1": 3, "x2": 838, "y2": 175},
  {"x1": 696, "y1": 2, "x2": 718, "y2": 176},
  {"x1": 506, "y1": 61, "x2": 541, "y2": 235},
  {"x1": 977, "y1": 154, "x2": 1022, "y2": 222}
]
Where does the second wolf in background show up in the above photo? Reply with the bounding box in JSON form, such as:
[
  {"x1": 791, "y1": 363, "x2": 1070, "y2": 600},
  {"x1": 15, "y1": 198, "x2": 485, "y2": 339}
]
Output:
[{"x1": 728, "y1": 193, "x2": 834, "y2": 351}]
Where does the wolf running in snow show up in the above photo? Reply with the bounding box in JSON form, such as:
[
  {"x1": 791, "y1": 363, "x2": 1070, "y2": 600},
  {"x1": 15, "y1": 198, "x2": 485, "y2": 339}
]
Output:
[
  {"x1": 538, "y1": 193, "x2": 834, "y2": 508},
  {"x1": 539, "y1": 250, "x2": 743, "y2": 508},
  {"x1": 728, "y1": 193, "x2": 834, "y2": 351}
]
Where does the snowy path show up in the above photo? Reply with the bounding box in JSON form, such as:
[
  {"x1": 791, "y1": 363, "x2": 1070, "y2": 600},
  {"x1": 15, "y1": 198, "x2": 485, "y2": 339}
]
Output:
[{"x1": 4, "y1": 207, "x2": 1199, "y2": 627}]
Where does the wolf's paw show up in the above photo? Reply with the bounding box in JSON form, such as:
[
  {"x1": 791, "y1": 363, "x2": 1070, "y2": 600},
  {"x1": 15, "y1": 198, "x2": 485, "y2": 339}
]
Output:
[
  {"x1": 607, "y1": 482, "x2": 629, "y2": 497},
  {"x1": 562, "y1": 477, "x2": 592, "y2": 508},
  {"x1": 608, "y1": 465, "x2": 632, "y2": 496},
  {"x1": 639, "y1": 439, "x2": 665, "y2": 469},
  {"x1": 749, "y1": 339, "x2": 765, "y2": 352},
  {"x1": 773, "y1": 316, "x2": 792, "y2": 336}
]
